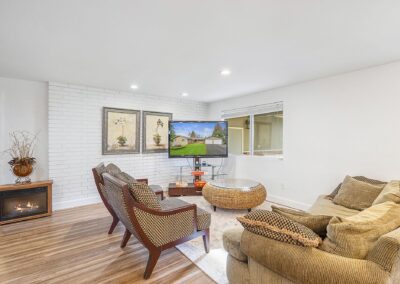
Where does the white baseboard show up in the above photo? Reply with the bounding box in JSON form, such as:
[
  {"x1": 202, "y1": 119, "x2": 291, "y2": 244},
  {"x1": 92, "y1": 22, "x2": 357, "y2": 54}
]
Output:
[
  {"x1": 52, "y1": 193, "x2": 311, "y2": 212},
  {"x1": 267, "y1": 194, "x2": 311, "y2": 211},
  {"x1": 53, "y1": 196, "x2": 101, "y2": 211}
]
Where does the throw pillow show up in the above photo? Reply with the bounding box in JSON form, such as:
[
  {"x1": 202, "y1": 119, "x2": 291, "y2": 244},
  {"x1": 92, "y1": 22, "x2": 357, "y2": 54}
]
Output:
[
  {"x1": 114, "y1": 172, "x2": 137, "y2": 184},
  {"x1": 128, "y1": 182, "x2": 161, "y2": 210},
  {"x1": 327, "y1": 176, "x2": 386, "y2": 200},
  {"x1": 332, "y1": 175, "x2": 385, "y2": 210},
  {"x1": 105, "y1": 163, "x2": 137, "y2": 184},
  {"x1": 271, "y1": 205, "x2": 332, "y2": 237},
  {"x1": 237, "y1": 210, "x2": 322, "y2": 247},
  {"x1": 373, "y1": 180, "x2": 400, "y2": 205},
  {"x1": 94, "y1": 162, "x2": 107, "y2": 182},
  {"x1": 320, "y1": 201, "x2": 400, "y2": 259},
  {"x1": 106, "y1": 163, "x2": 122, "y2": 176}
]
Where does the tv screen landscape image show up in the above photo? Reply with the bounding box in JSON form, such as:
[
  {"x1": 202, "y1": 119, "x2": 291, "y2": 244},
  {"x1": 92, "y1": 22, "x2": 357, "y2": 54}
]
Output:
[{"x1": 169, "y1": 121, "x2": 228, "y2": 158}]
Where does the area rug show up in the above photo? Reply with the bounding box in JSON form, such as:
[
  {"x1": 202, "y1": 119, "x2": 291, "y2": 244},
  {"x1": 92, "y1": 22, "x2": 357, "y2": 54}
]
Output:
[{"x1": 176, "y1": 196, "x2": 275, "y2": 284}]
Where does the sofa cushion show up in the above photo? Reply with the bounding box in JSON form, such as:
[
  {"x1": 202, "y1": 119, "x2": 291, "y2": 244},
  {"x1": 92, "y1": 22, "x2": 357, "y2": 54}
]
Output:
[
  {"x1": 272, "y1": 205, "x2": 332, "y2": 237},
  {"x1": 321, "y1": 201, "x2": 400, "y2": 259},
  {"x1": 223, "y1": 228, "x2": 248, "y2": 262},
  {"x1": 160, "y1": 198, "x2": 211, "y2": 230},
  {"x1": 237, "y1": 210, "x2": 322, "y2": 247},
  {"x1": 240, "y1": 229, "x2": 389, "y2": 284},
  {"x1": 327, "y1": 176, "x2": 386, "y2": 200},
  {"x1": 373, "y1": 180, "x2": 400, "y2": 205},
  {"x1": 309, "y1": 195, "x2": 359, "y2": 218},
  {"x1": 128, "y1": 182, "x2": 161, "y2": 210},
  {"x1": 367, "y1": 227, "x2": 400, "y2": 272},
  {"x1": 332, "y1": 176, "x2": 384, "y2": 210}
]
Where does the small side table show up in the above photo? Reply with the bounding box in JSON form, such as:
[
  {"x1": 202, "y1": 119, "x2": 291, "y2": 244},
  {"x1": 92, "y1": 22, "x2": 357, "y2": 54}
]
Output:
[{"x1": 168, "y1": 183, "x2": 203, "y2": 197}]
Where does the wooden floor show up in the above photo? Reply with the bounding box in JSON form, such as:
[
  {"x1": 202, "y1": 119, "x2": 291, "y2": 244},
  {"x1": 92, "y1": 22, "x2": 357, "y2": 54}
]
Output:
[{"x1": 0, "y1": 203, "x2": 215, "y2": 284}]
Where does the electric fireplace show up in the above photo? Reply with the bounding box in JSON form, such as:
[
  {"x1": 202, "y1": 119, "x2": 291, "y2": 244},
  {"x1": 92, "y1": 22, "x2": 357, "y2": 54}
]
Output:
[{"x1": 0, "y1": 180, "x2": 52, "y2": 225}]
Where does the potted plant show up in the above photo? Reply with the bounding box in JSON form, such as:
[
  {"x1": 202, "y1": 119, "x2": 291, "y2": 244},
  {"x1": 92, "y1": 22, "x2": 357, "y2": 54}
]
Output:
[
  {"x1": 117, "y1": 135, "x2": 127, "y2": 146},
  {"x1": 153, "y1": 133, "x2": 161, "y2": 145},
  {"x1": 153, "y1": 119, "x2": 164, "y2": 146},
  {"x1": 5, "y1": 131, "x2": 37, "y2": 184}
]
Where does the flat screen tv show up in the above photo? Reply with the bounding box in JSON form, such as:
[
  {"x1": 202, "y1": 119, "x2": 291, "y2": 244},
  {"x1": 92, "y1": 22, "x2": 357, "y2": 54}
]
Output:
[{"x1": 168, "y1": 121, "x2": 228, "y2": 158}]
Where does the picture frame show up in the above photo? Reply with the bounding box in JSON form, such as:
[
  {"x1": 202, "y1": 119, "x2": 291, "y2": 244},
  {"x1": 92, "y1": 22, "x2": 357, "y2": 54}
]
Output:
[
  {"x1": 102, "y1": 107, "x2": 140, "y2": 155},
  {"x1": 142, "y1": 111, "x2": 173, "y2": 153}
]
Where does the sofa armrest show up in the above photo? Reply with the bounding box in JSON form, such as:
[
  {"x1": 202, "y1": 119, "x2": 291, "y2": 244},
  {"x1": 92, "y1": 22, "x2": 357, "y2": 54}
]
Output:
[
  {"x1": 367, "y1": 227, "x2": 400, "y2": 272},
  {"x1": 241, "y1": 230, "x2": 390, "y2": 284},
  {"x1": 223, "y1": 228, "x2": 248, "y2": 262}
]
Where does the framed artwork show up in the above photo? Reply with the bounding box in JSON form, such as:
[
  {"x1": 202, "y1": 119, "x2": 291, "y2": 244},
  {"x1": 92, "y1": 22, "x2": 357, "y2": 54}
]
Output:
[
  {"x1": 142, "y1": 111, "x2": 173, "y2": 153},
  {"x1": 102, "y1": 107, "x2": 140, "y2": 155}
]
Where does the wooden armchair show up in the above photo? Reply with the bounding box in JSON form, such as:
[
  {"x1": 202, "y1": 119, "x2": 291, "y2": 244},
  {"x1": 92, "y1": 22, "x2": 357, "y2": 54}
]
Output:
[
  {"x1": 92, "y1": 163, "x2": 163, "y2": 234},
  {"x1": 102, "y1": 173, "x2": 210, "y2": 279}
]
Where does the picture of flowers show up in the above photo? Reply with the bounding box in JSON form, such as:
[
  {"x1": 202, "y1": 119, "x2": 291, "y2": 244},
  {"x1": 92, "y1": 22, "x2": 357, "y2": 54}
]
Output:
[
  {"x1": 102, "y1": 107, "x2": 140, "y2": 155},
  {"x1": 142, "y1": 111, "x2": 172, "y2": 153}
]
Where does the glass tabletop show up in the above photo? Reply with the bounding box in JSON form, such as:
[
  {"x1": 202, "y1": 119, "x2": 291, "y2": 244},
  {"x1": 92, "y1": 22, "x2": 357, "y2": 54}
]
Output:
[{"x1": 208, "y1": 178, "x2": 260, "y2": 190}]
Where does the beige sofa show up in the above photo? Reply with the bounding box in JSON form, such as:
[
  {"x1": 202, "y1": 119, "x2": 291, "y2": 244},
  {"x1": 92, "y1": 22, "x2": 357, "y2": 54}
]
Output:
[{"x1": 223, "y1": 195, "x2": 400, "y2": 284}]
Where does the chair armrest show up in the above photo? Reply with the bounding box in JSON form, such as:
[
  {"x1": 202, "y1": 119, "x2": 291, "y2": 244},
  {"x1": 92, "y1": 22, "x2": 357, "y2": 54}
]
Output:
[
  {"x1": 241, "y1": 230, "x2": 389, "y2": 284},
  {"x1": 367, "y1": 227, "x2": 400, "y2": 272},
  {"x1": 136, "y1": 178, "x2": 148, "y2": 184},
  {"x1": 133, "y1": 203, "x2": 198, "y2": 247}
]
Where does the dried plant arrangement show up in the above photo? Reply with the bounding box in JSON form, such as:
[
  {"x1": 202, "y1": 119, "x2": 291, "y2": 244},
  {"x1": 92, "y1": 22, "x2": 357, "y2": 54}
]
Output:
[{"x1": 4, "y1": 131, "x2": 38, "y2": 183}]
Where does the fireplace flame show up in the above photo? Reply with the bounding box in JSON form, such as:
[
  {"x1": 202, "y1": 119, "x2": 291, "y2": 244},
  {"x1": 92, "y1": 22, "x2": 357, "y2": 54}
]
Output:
[{"x1": 15, "y1": 201, "x2": 39, "y2": 212}]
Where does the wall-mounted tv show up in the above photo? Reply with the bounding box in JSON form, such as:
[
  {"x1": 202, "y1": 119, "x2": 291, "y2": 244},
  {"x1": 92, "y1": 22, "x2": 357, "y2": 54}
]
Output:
[{"x1": 168, "y1": 121, "x2": 228, "y2": 158}]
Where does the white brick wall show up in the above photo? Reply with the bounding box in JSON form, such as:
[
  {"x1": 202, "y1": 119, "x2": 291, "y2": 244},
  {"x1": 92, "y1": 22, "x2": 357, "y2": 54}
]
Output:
[{"x1": 48, "y1": 82, "x2": 212, "y2": 210}]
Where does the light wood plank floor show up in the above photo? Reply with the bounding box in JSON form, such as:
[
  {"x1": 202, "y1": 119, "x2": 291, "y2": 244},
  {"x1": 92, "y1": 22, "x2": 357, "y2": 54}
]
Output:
[{"x1": 0, "y1": 203, "x2": 215, "y2": 284}]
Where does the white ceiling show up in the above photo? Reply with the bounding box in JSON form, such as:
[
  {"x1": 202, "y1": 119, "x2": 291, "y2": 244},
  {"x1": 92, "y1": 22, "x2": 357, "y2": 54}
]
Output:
[{"x1": 1, "y1": 0, "x2": 400, "y2": 102}]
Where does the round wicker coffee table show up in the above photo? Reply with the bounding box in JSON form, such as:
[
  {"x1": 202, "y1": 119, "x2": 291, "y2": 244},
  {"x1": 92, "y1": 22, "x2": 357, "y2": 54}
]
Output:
[{"x1": 202, "y1": 179, "x2": 267, "y2": 211}]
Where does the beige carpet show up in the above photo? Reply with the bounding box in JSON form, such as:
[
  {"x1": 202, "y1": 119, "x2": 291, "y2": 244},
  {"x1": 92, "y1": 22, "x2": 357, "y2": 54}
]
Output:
[{"x1": 176, "y1": 196, "x2": 275, "y2": 284}]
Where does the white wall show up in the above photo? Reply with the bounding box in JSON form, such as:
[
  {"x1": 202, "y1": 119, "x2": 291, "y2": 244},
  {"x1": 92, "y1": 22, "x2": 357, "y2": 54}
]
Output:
[
  {"x1": 0, "y1": 77, "x2": 48, "y2": 184},
  {"x1": 48, "y1": 82, "x2": 213, "y2": 210},
  {"x1": 209, "y1": 61, "x2": 400, "y2": 209}
]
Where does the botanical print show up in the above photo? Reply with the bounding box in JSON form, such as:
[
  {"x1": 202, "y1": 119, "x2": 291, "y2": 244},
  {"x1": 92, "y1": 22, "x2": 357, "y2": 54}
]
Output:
[
  {"x1": 102, "y1": 108, "x2": 140, "y2": 154},
  {"x1": 142, "y1": 111, "x2": 172, "y2": 153}
]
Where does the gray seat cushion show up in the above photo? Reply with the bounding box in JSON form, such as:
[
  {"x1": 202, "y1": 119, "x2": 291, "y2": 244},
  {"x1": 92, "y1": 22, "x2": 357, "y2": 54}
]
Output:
[
  {"x1": 149, "y1": 184, "x2": 163, "y2": 193},
  {"x1": 160, "y1": 198, "x2": 211, "y2": 231}
]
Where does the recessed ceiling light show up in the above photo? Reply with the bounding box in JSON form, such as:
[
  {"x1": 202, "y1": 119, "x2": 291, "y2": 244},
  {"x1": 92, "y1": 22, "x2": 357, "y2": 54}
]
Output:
[
  {"x1": 182, "y1": 92, "x2": 189, "y2": 97},
  {"x1": 130, "y1": 84, "x2": 139, "y2": 90},
  {"x1": 220, "y1": 69, "x2": 231, "y2": 76}
]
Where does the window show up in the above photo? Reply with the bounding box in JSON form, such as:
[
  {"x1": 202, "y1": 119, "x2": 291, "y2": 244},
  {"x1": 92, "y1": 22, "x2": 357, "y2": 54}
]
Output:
[
  {"x1": 253, "y1": 111, "x2": 283, "y2": 155},
  {"x1": 227, "y1": 116, "x2": 250, "y2": 155},
  {"x1": 224, "y1": 102, "x2": 283, "y2": 156}
]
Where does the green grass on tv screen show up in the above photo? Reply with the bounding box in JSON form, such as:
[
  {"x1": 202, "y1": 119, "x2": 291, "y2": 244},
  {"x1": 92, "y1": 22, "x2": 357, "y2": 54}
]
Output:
[{"x1": 170, "y1": 143, "x2": 207, "y2": 156}]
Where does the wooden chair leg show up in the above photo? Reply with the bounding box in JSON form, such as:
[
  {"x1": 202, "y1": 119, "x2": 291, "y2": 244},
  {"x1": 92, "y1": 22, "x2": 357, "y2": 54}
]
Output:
[
  {"x1": 144, "y1": 249, "x2": 161, "y2": 279},
  {"x1": 202, "y1": 229, "x2": 210, "y2": 253},
  {"x1": 120, "y1": 229, "x2": 132, "y2": 248},
  {"x1": 108, "y1": 216, "x2": 119, "y2": 234}
]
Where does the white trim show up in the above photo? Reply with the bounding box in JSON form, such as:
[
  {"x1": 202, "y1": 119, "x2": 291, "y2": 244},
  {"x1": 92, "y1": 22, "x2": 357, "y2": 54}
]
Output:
[
  {"x1": 267, "y1": 194, "x2": 311, "y2": 211},
  {"x1": 228, "y1": 127, "x2": 245, "y2": 154},
  {"x1": 53, "y1": 196, "x2": 101, "y2": 211},
  {"x1": 221, "y1": 101, "x2": 283, "y2": 119},
  {"x1": 249, "y1": 115, "x2": 254, "y2": 155}
]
